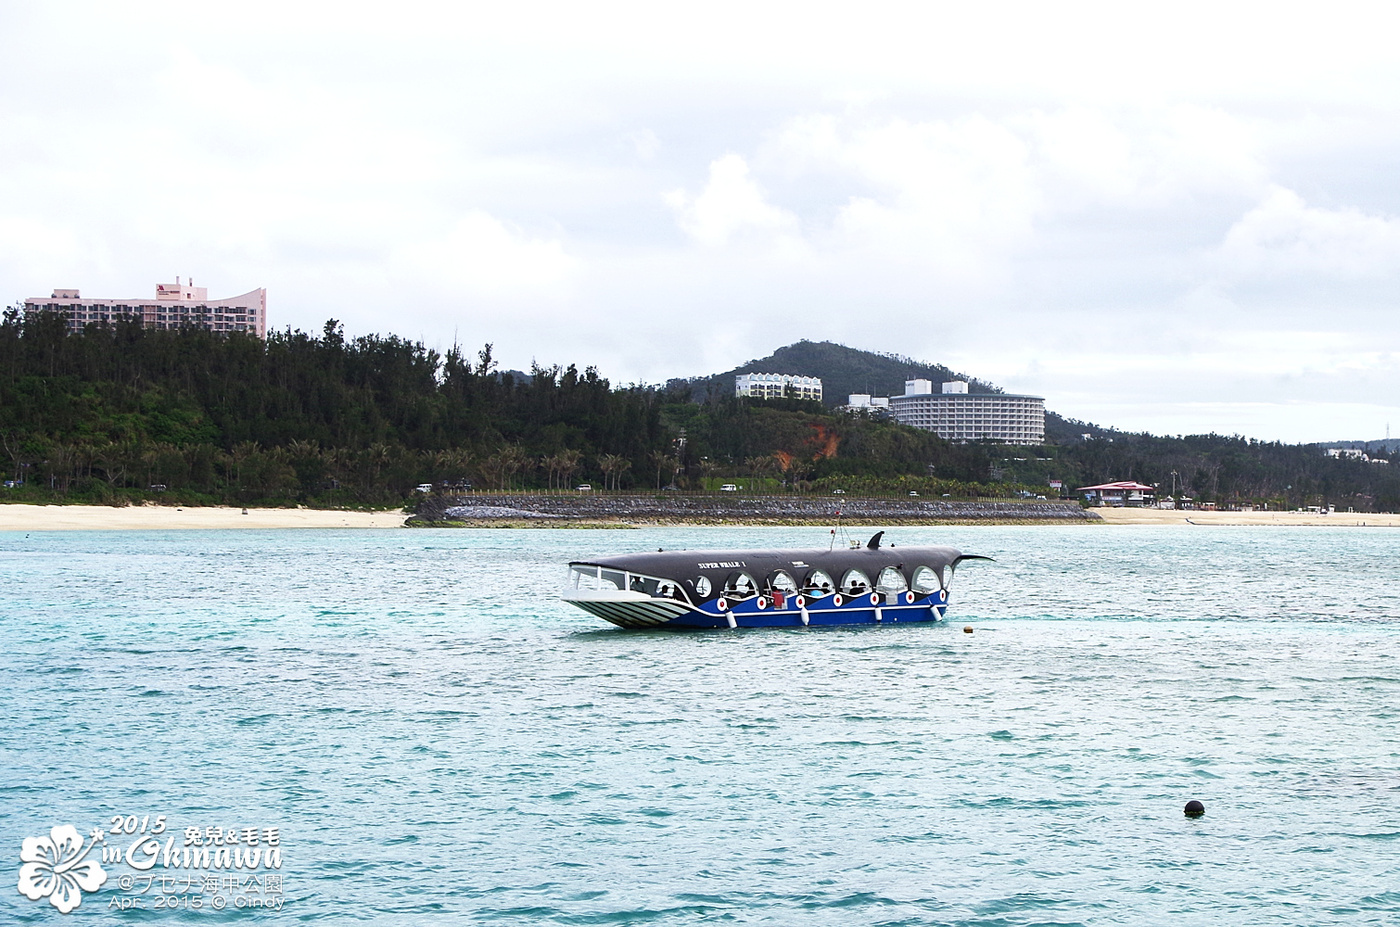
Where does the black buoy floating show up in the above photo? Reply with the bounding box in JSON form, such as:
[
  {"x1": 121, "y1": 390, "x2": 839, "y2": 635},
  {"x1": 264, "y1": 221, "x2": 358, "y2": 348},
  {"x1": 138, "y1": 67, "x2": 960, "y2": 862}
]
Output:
[{"x1": 1184, "y1": 800, "x2": 1205, "y2": 818}]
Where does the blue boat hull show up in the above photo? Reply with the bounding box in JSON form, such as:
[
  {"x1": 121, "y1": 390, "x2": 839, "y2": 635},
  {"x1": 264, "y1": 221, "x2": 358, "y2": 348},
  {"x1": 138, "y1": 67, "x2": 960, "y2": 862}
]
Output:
[{"x1": 566, "y1": 589, "x2": 951, "y2": 630}]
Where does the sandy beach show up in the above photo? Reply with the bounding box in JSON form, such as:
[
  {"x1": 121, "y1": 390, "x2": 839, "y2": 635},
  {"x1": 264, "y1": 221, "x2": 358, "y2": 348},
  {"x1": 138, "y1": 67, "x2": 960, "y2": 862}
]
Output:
[
  {"x1": 0, "y1": 504, "x2": 408, "y2": 531},
  {"x1": 1092, "y1": 507, "x2": 1400, "y2": 527},
  {"x1": 5, "y1": 501, "x2": 1399, "y2": 531}
]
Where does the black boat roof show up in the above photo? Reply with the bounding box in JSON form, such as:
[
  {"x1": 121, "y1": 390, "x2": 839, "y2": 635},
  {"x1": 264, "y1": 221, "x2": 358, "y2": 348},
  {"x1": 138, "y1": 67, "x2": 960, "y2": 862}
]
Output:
[{"x1": 569, "y1": 532, "x2": 984, "y2": 585}]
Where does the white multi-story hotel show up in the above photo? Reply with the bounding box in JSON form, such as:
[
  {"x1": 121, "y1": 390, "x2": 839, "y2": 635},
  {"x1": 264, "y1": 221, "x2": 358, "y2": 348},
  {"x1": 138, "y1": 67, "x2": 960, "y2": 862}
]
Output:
[
  {"x1": 24, "y1": 279, "x2": 268, "y2": 338},
  {"x1": 735, "y1": 372, "x2": 823, "y2": 402},
  {"x1": 888, "y1": 379, "x2": 1045, "y2": 445},
  {"x1": 843, "y1": 393, "x2": 891, "y2": 413}
]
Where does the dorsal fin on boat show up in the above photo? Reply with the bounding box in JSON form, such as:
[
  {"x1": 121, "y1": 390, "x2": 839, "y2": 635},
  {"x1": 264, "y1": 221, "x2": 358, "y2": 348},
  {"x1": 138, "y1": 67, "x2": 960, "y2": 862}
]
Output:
[{"x1": 866, "y1": 531, "x2": 884, "y2": 549}]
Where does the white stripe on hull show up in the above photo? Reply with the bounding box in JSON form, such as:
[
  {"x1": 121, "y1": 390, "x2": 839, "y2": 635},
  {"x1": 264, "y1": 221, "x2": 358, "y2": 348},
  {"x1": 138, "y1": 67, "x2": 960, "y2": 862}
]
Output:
[{"x1": 566, "y1": 597, "x2": 694, "y2": 628}]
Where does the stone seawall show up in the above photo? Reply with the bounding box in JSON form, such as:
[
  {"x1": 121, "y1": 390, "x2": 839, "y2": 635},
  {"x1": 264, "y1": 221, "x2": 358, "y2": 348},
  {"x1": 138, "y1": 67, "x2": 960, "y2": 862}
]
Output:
[{"x1": 409, "y1": 493, "x2": 1098, "y2": 526}]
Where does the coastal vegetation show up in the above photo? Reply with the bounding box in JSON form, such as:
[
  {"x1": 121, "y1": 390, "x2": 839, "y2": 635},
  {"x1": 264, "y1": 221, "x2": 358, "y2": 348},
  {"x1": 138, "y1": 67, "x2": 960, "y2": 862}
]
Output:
[{"x1": 2, "y1": 309, "x2": 1397, "y2": 511}]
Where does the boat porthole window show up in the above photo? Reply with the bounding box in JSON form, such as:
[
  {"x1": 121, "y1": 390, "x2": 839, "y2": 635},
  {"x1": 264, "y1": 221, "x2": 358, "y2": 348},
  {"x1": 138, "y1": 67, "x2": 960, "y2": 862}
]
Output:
[
  {"x1": 725, "y1": 572, "x2": 757, "y2": 597},
  {"x1": 695, "y1": 576, "x2": 712, "y2": 598},
  {"x1": 768, "y1": 570, "x2": 798, "y2": 594},
  {"x1": 803, "y1": 569, "x2": 834, "y2": 596},
  {"x1": 911, "y1": 565, "x2": 941, "y2": 594},
  {"x1": 876, "y1": 567, "x2": 909, "y2": 594},
  {"x1": 840, "y1": 569, "x2": 871, "y2": 596}
]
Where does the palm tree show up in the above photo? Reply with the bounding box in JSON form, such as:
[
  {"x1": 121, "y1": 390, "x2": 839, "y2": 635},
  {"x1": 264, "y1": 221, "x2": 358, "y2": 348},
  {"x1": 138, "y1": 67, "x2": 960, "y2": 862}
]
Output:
[
  {"x1": 598, "y1": 454, "x2": 632, "y2": 491},
  {"x1": 543, "y1": 453, "x2": 566, "y2": 491},
  {"x1": 230, "y1": 441, "x2": 259, "y2": 491},
  {"x1": 649, "y1": 449, "x2": 676, "y2": 490},
  {"x1": 365, "y1": 442, "x2": 392, "y2": 491},
  {"x1": 477, "y1": 454, "x2": 505, "y2": 492},
  {"x1": 612, "y1": 457, "x2": 632, "y2": 490},
  {"x1": 694, "y1": 457, "x2": 717, "y2": 491},
  {"x1": 483, "y1": 446, "x2": 528, "y2": 491},
  {"x1": 558, "y1": 449, "x2": 583, "y2": 489},
  {"x1": 499, "y1": 445, "x2": 529, "y2": 490},
  {"x1": 597, "y1": 455, "x2": 620, "y2": 491},
  {"x1": 744, "y1": 455, "x2": 776, "y2": 492}
]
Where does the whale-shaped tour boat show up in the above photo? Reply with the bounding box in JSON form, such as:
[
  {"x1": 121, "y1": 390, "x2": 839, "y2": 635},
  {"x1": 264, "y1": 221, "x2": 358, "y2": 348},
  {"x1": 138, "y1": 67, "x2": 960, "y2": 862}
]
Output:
[{"x1": 563, "y1": 531, "x2": 989, "y2": 630}]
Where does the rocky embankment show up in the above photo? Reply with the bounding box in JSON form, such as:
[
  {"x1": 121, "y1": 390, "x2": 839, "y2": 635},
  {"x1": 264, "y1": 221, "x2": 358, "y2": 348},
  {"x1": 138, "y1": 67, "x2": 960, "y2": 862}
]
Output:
[{"x1": 408, "y1": 493, "x2": 1098, "y2": 526}]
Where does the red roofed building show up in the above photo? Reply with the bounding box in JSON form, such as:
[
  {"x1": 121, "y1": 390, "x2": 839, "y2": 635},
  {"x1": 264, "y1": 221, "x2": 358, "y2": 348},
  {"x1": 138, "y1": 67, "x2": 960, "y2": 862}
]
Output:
[{"x1": 1075, "y1": 481, "x2": 1155, "y2": 506}]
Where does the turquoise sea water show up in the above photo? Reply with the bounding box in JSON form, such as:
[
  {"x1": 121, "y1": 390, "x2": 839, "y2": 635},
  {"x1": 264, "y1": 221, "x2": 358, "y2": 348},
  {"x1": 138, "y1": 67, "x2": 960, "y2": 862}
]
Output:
[{"x1": 2, "y1": 525, "x2": 1399, "y2": 925}]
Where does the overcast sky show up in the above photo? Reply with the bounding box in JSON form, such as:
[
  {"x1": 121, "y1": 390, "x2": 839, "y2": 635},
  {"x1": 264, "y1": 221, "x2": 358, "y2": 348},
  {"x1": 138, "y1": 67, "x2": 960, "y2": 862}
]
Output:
[{"x1": 3, "y1": 2, "x2": 1399, "y2": 443}]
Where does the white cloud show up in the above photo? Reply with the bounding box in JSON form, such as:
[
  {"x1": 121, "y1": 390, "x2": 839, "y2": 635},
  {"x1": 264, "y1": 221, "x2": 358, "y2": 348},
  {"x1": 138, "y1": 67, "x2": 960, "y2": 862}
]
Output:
[
  {"x1": 1219, "y1": 187, "x2": 1400, "y2": 279},
  {"x1": 391, "y1": 211, "x2": 580, "y2": 301},
  {"x1": 665, "y1": 154, "x2": 799, "y2": 248},
  {"x1": 625, "y1": 129, "x2": 660, "y2": 161}
]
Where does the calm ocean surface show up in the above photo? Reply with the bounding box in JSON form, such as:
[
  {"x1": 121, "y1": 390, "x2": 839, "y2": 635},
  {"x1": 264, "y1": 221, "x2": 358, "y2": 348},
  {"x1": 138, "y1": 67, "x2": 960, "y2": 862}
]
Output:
[{"x1": 2, "y1": 525, "x2": 1399, "y2": 925}]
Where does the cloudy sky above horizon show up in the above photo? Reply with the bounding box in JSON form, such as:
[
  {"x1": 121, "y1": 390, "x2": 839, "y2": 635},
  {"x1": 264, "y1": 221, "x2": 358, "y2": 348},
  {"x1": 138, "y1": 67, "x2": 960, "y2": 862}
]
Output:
[{"x1": 4, "y1": 2, "x2": 1400, "y2": 443}]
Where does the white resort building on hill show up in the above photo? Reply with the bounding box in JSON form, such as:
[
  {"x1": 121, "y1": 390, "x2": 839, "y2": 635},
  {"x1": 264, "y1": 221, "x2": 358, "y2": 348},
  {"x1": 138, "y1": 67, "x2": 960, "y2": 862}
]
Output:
[
  {"x1": 734, "y1": 372, "x2": 823, "y2": 402},
  {"x1": 888, "y1": 379, "x2": 1045, "y2": 445},
  {"x1": 24, "y1": 279, "x2": 268, "y2": 338}
]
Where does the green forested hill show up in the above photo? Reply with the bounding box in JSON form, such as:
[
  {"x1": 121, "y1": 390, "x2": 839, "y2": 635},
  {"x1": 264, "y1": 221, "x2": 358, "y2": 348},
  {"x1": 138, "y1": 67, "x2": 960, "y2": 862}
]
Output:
[
  {"x1": 672, "y1": 339, "x2": 1111, "y2": 443},
  {"x1": 3, "y1": 311, "x2": 1398, "y2": 510},
  {"x1": 675, "y1": 339, "x2": 997, "y2": 404},
  {"x1": 0, "y1": 314, "x2": 1005, "y2": 504}
]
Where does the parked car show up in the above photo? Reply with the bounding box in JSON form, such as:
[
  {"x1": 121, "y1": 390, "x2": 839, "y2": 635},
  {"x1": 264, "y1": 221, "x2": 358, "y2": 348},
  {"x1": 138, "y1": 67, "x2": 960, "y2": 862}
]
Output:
[
  {"x1": 576, "y1": 484, "x2": 592, "y2": 492},
  {"x1": 415, "y1": 483, "x2": 433, "y2": 493},
  {"x1": 832, "y1": 488, "x2": 846, "y2": 494},
  {"x1": 908, "y1": 490, "x2": 919, "y2": 496},
  {"x1": 720, "y1": 483, "x2": 738, "y2": 492}
]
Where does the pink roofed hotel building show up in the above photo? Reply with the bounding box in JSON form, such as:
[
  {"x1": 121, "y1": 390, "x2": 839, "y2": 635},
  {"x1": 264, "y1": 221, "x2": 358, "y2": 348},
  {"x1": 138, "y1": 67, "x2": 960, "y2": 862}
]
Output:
[{"x1": 24, "y1": 278, "x2": 268, "y2": 338}]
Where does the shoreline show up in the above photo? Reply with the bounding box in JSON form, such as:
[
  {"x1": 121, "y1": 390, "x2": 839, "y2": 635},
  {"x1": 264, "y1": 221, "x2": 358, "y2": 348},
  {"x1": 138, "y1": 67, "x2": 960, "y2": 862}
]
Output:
[
  {"x1": 4, "y1": 500, "x2": 1398, "y2": 531},
  {"x1": 0, "y1": 503, "x2": 409, "y2": 531},
  {"x1": 409, "y1": 516, "x2": 1100, "y2": 529},
  {"x1": 1091, "y1": 507, "x2": 1400, "y2": 527},
  {"x1": 409, "y1": 493, "x2": 1099, "y2": 527}
]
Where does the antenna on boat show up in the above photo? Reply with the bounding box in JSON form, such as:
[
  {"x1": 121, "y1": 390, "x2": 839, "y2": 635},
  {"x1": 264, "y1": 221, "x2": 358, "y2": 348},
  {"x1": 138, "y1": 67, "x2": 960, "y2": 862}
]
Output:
[{"x1": 830, "y1": 506, "x2": 852, "y2": 550}]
